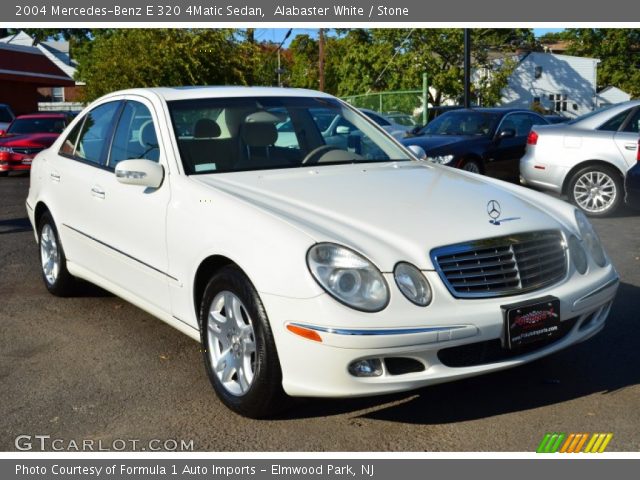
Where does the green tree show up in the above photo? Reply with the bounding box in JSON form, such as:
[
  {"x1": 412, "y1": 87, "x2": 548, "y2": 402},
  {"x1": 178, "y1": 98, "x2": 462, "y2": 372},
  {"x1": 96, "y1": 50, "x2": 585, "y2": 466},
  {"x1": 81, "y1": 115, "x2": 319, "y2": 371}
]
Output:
[
  {"x1": 75, "y1": 29, "x2": 251, "y2": 101},
  {"x1": 564, "y1": 29, "x2": 640, "y2": 98}
]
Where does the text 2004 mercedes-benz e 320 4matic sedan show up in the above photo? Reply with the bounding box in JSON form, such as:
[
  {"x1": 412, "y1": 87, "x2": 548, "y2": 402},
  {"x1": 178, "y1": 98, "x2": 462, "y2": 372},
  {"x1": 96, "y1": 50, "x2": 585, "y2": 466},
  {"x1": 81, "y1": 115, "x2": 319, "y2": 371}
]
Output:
[{"x1": 26, "y1": 87, "x2": 619, "y2": 418}]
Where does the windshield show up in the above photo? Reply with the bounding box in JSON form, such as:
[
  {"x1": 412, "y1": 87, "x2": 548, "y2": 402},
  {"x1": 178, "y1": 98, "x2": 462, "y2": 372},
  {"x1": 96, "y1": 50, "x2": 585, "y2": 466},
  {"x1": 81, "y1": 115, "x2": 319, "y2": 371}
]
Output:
[
  {"x1": 168, "y1": 96, "x2": 412, "y2": 175},
  {"x1": 420, "y1": 111, "x2": 500, "y2": 136},
  {"x1": 8, "y1": 117, "x2": 66, "y2": 134}
]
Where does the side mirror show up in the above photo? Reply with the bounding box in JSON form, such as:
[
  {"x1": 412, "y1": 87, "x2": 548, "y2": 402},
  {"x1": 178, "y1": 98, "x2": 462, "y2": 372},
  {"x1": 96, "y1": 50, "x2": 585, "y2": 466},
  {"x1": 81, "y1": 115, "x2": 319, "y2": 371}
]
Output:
[
  {"x1": 496, "y1": 128, "x2": 515, "y2": 140},
  {"x1": 115, "y1": 159, "x2": 164, "y2": 188},
  {"x1": 336, "y1": 125, "x2": 350, "y2": 135},
  {"x1": 407, "y1": 145, "x2": 427, "y2": 160}
]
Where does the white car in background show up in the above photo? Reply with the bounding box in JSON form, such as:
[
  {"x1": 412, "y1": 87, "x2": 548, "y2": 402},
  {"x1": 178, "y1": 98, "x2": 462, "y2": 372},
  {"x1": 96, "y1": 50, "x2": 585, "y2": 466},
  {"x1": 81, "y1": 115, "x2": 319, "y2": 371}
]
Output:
[
  {"x1": 521, "y1": 100, "x2": 640, "y2": 216},
  {"x1": 27, "y1": 87, "x2": 618, "y2": 418}
]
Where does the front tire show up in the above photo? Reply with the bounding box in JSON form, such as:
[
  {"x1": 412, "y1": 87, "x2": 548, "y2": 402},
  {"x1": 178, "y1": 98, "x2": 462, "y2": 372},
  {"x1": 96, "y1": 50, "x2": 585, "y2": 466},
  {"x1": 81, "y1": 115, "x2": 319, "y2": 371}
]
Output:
[
  {"x1": 200, "y1": 266, "x2": 286, "y2": 418},
  {"x1": 568, "y1": 165, "x2": 623, "y2": 217},
  {"x1": 460, "y1": 158, "x2": 482, "y2": 174},
  {"x1": 38, "y1": 212, "x2": 75, "y2": 296}
]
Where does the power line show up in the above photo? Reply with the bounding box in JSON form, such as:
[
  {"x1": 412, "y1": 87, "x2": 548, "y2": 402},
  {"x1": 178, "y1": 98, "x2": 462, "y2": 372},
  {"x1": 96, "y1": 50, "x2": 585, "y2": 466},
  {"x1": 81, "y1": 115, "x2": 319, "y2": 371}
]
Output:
[{"x1": 366, "y1": 29, "x2": 415, "y2": 94}]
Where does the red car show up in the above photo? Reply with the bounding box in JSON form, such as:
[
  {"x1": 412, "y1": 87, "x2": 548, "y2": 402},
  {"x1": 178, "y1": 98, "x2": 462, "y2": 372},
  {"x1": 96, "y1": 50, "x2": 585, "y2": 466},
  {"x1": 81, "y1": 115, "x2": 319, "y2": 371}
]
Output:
[{"x1": 0, "y1": 113, "x2": 72, "y2": 176}]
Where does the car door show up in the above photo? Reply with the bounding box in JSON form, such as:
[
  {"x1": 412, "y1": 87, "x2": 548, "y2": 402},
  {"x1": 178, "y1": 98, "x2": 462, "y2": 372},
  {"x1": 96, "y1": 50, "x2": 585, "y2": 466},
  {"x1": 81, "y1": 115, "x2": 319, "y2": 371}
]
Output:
[
  {"x1": 489, "y1": 112, "x2": 546, "y2": 181},
  {"x1": 614, "y1": 107, "x2": 640, "y2": 170},
  {"x1": 84, "y1": 97, "x2": 172, "y2": 312},
  {"x1": 50, "y1": 100, "x2": 123, "y2": 271}
]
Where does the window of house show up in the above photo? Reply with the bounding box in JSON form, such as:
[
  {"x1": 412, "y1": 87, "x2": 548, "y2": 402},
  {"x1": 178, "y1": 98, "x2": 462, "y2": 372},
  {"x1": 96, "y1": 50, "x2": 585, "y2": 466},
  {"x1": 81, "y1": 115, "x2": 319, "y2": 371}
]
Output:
[{"x1": 51, "y1": 87, "x2": 64, "y2": 103}]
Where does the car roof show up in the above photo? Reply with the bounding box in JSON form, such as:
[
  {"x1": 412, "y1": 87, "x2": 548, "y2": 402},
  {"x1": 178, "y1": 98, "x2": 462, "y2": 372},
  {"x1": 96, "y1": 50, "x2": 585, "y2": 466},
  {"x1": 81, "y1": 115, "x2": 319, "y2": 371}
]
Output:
[
  {"x1": 16, "y1": 113, "x2": 68, "y2": 119},
  {"x1": 445, "y1": 107, "x2": 539, "y2": 115},
  {"x1": 107, "y1": 86, "x2": 336, "y2": 102}
]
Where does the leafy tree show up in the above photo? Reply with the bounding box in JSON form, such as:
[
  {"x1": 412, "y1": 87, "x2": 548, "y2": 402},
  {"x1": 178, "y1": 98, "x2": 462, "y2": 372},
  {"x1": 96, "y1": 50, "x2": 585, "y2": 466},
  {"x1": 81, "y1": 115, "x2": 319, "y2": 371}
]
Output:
[
  {"x1": 564, "y1": 29, "x2": 640, "y2": 98},
  {"x1": 75, "y1": 29, "x2": 251, "y2": 101}
]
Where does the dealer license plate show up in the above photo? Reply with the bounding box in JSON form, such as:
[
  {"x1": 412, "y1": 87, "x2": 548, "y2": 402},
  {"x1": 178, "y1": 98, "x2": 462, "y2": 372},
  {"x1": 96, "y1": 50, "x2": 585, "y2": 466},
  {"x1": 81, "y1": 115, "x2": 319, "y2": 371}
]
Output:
[{"x1": 502, "y1": 296, "x2": 561, "y2": 349}]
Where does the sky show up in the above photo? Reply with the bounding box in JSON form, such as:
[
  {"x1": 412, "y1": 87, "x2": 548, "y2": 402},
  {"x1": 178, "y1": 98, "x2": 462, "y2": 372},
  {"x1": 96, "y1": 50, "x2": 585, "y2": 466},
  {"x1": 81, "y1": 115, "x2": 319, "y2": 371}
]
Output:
[{"x1": 254, "y1": 28, "x2": 566, "y2": 48}]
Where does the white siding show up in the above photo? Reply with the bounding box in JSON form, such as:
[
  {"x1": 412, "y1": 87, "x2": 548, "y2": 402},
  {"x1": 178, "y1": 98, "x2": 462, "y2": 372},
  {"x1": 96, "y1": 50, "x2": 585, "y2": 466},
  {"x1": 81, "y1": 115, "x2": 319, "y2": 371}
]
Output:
[{"x1": 501, "y1": 53, "x2": 599, "y2": 118}]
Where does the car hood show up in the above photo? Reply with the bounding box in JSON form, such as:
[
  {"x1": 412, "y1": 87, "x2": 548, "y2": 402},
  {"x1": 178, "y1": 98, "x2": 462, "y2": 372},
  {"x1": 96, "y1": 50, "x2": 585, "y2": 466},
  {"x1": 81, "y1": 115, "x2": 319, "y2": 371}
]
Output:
[
  {"x1": 401, "y1": 134, "x2": 484, "y2": 153},
  {"x1": 0, "y1": 132, "x2": 59, "y2": 147},
  {"x1": 193, "y1": 162, "x2": 567, "y2": 271}
]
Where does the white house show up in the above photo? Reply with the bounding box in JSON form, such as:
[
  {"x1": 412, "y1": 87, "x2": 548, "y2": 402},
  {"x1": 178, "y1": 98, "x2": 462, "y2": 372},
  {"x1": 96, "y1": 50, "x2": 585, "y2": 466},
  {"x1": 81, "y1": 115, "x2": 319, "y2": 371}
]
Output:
[
  {"x1": 596, "y1": 86, "x2": 631, "y2": 107},
  {"x1": 501, "y1": 52, "x2": 600, "y2": 118}
]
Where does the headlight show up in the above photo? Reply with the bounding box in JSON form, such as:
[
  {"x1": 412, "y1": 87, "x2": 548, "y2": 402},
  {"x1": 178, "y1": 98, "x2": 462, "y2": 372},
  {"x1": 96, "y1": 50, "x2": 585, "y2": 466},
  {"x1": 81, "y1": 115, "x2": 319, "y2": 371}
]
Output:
[
  {"x1": 426, "y1": 154, "x2": 455, "y2": 164},
  {"x1": 569, "y1": 235, "x2": 588, "y2": 274},
  {"x1": 575, "y1": 210, "x2": 606, "y2": 267},
  {"x1": 394, "y1": 262, "x2": 432, "y2": 306},
  {"x1": 307, "y1": 243, "x2": 389, "y2": 312}
]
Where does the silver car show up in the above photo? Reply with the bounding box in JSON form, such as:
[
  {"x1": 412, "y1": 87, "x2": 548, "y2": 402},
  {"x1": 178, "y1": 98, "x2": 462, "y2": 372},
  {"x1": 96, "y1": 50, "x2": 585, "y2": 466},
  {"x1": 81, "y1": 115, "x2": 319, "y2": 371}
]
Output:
[{"x1": 521, "y1": 101, "x2": 640, "y2": 216}]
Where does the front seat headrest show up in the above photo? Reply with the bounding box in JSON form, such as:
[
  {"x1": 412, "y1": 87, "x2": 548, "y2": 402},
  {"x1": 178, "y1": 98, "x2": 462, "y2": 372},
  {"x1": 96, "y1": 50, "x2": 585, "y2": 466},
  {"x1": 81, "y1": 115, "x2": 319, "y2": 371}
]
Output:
[
  {"x1": 241, "y1": 122, "x2": 277, "y2": 147},
  {"x1": 193, "y1": 118, "x2": 221, "y2": 138}
]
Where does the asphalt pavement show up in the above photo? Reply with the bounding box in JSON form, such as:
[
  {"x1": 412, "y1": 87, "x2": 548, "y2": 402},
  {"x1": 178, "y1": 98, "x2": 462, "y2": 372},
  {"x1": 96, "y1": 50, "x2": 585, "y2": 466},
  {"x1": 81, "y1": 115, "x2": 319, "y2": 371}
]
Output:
[{"x1": 1, "y1": 172, "x2": 639, "y2": 452}]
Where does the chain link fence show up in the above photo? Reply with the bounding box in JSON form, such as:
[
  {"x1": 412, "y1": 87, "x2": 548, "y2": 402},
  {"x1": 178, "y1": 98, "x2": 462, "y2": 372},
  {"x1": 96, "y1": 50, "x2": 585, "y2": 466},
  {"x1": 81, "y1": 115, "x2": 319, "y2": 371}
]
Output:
[{"x1": 342, "y1": 90, "x2": 427, "y2": 127}]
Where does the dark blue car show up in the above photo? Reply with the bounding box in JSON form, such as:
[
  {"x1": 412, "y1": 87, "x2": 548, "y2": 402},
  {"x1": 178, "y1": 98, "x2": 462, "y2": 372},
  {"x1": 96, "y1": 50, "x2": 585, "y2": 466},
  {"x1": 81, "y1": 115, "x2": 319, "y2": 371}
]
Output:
[{"x1": 402, "y1": 108, "x2": 549, "y2": 182}]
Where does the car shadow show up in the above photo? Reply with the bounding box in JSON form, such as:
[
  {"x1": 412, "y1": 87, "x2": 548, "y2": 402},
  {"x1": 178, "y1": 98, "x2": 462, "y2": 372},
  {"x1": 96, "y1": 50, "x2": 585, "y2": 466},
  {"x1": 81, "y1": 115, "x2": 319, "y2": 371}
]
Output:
[
  {"x1": 279, "y1": 281, "x2": 639, "y2": 423},
  {"x1": 72, "y1": 280, "x2": 114, "y2": 298},
  {"x1": 0, "y1": 217, "x2": 32, "y2": 234}
]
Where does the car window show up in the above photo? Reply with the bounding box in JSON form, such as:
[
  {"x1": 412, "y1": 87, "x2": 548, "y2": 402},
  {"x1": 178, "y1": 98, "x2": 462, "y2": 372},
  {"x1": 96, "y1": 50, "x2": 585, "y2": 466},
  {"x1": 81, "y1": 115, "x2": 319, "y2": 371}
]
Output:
[
  {"x1": 598, "y1": 109, "x2": 631, "y2": 132},
  {"x1": 501, "y1": 113, "x2": 539, "y2": 137},
  {"x1": 363, "y1": 111, "x2": 391, "y2": 127},
  {"x1": 72, "y1": 102, "x2": 121, "y2": 165},
  {"x1": 7, "y1": 117, "x2": 67, "y2": 134},
  {"x1": 59, "y1": 118, "x2": 85, "y2": 157},
  {"x1": 168, "y1": 96, "x2": 411, "y2": 175},
  {"x1": 423, "y1": 111, "x2": 500, "y2": 136},
  {"x1": 109, "y1": 101, "x2": 160, "y2": 168},
  {"x1": 622, "y1": 109, "x2": 640, "y2": 133},
  {"x1": 0, "y1": 106, "x2": 13, "y2": 123}
]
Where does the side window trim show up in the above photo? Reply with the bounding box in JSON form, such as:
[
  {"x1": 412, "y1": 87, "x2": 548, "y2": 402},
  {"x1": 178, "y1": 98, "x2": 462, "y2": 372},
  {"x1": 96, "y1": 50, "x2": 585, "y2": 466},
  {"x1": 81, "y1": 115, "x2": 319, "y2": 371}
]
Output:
[{"x1": 620, "y1": 107, "x2": 640, "y2": 134}]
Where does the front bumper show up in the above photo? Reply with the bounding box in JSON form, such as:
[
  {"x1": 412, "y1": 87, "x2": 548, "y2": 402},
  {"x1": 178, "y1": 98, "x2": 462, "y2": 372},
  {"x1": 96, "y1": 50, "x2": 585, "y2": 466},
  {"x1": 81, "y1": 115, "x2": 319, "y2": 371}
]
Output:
[
  {"x1": 263, "y1": 265, "x2": 619, "y2": 397},
  {"x1": 0, "y1": 154, "x2": 34, "y2": 172}
]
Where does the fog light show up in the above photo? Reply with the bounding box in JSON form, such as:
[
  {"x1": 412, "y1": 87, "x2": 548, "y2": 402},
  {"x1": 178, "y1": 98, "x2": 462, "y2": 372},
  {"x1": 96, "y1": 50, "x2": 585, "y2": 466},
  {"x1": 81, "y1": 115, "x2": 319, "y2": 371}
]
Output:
[{"x1": 348, "y1": 358, "x2": 383, "y2": 377}]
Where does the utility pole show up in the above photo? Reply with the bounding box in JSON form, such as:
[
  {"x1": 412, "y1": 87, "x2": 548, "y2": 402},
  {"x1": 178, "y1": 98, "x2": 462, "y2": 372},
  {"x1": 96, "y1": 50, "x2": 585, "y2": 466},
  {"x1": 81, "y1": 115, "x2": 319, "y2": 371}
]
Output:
[
  {"x1": 276, "y1": 28, "x2": 292, "y2": 87},
  {"x1": 318, "y1": 28, "x2": 325, "y2": 92},
  {"x1": 464, "y1": 28, "x2": 471, "y2": 108}
]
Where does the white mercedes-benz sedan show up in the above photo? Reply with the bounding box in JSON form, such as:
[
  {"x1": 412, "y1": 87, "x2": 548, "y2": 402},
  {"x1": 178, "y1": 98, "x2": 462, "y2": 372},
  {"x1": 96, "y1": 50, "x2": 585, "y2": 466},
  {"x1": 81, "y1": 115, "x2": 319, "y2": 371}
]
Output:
[{"x1": 26, "y1": 87, "x2": 619, "y2": 418}]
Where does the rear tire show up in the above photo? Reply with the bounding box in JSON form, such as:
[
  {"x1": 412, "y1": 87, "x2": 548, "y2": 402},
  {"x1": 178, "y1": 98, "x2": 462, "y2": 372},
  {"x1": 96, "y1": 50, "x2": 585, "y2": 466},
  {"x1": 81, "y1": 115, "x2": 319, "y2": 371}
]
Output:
[
  {"x1": 200, "y1": 266, "x2": 287, "y2": 418},
  {"x1": 0, "y1": 171, "x2": 9, "y2": 177},
  {"x1": 38, "y1": 211, "x2": 76, "y2": 296},
  {"x1": 568, "y1": 165, "x2": 623, "y2": 217}
]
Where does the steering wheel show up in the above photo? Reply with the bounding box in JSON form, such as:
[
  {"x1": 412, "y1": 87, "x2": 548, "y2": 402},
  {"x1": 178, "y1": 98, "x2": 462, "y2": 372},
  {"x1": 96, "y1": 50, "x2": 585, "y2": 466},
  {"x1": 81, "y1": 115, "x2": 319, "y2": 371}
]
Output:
[{"x1": 301, "y1": 145, "x2": 343, "y2": 165}]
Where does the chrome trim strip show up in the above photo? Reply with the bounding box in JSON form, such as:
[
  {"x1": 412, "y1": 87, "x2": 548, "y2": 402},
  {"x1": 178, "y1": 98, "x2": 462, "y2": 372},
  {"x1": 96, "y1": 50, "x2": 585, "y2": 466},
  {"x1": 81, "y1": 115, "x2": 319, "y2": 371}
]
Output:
[
  {"x1": 573, "y1": 276, "x2": 620, "y2": 309},
  {"x1": 25, "y1": 201, "x2": 33, "y2": 211},
  {"x1": 63, "y1": 223, "x2": 179, "y2": 282},
  {"x1": 289, "y1": 322, "x2": 468, "y2": 336}
]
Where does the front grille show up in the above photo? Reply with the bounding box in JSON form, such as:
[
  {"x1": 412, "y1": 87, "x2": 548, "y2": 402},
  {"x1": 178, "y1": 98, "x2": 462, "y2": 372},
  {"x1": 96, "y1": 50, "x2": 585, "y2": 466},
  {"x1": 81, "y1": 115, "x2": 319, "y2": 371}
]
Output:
[
  {"x1": 431, "y1": 230, "x2": 567, "y2": 298},
  {"x1": 11, "y1": 147, "x2": 44, "y2": 156}
]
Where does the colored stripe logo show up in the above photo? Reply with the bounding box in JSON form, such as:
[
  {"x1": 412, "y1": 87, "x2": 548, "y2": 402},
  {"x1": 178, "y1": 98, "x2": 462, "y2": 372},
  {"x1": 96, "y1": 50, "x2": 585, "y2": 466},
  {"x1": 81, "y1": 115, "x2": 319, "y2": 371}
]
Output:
[{"x1": 537, "y1": 433, "x2": 613, "y2": 453}]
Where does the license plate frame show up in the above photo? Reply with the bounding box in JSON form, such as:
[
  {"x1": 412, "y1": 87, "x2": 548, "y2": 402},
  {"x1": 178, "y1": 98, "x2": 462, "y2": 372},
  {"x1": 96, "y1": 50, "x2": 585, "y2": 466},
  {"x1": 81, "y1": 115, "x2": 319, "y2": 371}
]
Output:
[{"x1": 502, "y1": 296, "x2": 561, "y2": 350}]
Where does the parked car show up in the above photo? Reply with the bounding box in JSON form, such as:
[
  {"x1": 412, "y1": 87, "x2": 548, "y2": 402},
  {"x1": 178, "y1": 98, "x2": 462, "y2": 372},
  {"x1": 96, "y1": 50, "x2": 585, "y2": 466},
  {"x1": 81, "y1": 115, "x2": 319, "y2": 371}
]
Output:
[
  {"x1": 0, "y1": 103, "x2": 15, "y2": 131},
  {"x1": 544, "y1": 114, "x2": 569, "y2": 124},
  {"x1": 27, "y1": 87, "x2": 618, "y2": 418},
  {"x1": 359, "y1": 108, "x2": 413, "y2": 140},
  {"x1": 624, "y1": 138, "x2": 640, "y2": 209},
  {"x1": 521, "y1": 100, "x2": 640, "y2": 217},
  {"x1": 383, "y1": 111, "x2": 418, "y2": 127},
  {"x1": 402, "y1": 108, "x2": 549, "y2": 181},
  {"x1": 0, "y1": 113, "x2": 72, "y2": 176}
]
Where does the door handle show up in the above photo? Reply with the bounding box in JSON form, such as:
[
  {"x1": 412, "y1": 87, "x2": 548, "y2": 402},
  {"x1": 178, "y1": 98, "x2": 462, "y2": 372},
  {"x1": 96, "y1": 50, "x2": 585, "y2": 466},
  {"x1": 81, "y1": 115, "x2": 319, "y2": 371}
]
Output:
[
  {"x1": 50, "y1": 172, "x2": 60, "y2": 182},
  {"x1": 91, "y1": 186, "x2": 105, "y2": 199},
  {"x1": 624, "y1": 143, "x2": 637, "y2": 151}
]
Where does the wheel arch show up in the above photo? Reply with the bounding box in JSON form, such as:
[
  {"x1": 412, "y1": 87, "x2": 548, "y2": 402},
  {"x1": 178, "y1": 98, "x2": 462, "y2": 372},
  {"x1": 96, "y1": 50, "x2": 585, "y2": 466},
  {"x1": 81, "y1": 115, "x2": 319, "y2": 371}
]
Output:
[
  {"x1": 458, "y1": 154, "x2": 484, "y2": 173},
  {"x1": 562, "y1": 160, "x2": 625, "y2": 195},
  {"x1": 34, "y1": 201, "x2": 51, "y2": 230},
  {"x1": 193, "y1": 255, "x2": 241, "y2": 326}
]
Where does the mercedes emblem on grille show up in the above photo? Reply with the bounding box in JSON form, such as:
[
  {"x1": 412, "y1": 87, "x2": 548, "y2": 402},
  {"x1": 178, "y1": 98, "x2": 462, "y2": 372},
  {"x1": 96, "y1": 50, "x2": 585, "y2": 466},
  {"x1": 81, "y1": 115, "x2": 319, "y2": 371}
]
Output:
[{"x1": 487, "y1": 200, "x2": 502, "y2": 225}]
